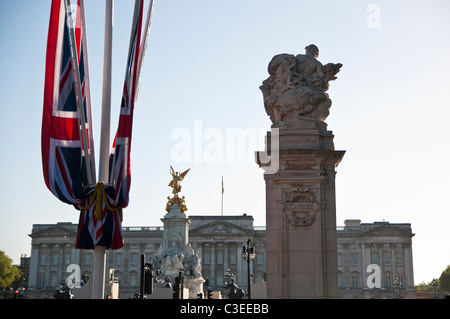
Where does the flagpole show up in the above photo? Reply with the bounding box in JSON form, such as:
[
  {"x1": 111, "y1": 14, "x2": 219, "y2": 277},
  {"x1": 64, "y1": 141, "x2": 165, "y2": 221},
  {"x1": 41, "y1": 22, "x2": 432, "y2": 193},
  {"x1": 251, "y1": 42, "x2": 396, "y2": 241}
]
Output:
[
  {"x1": 108, "y1": 0, "x2": 140, "y2": 184},
  {"x1": 63, "y1": 0, "x2": 93, "y2": 185},
  {"x1": 98, "y1": 0, "x2": 113, "y2": 184},
  {"x1": 221, "y1": 176, "x2": 224, "y2": 216},
  {"x1": 80, "y1": 0, "x2": 96, "y2": 182},
  {"x1": 92, "y1": 0, "x2": 114, "y2": 300},
  {"x1": 135, "y1": 0, "x2": 155, "y2": 101}
]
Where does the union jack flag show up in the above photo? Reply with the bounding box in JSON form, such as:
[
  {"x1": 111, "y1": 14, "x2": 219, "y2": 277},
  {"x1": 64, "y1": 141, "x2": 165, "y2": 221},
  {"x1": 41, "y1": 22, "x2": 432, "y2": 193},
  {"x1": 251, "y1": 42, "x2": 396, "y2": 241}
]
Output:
[
  {"x1": 109, "y1": 0, "x2": 144, "y2": 209},
  {"x1": 42, "y1": 0, "x2": 121, "y2": 250},
  {"x1": 79, "y1": 0, "x2": 144, "y2": 249},
  {"x1": 42, "y1": 0, "x2": 94, "y2": 205},
  {"x1": 43, "y1": 0, "x2": 151, "y2": 250}
]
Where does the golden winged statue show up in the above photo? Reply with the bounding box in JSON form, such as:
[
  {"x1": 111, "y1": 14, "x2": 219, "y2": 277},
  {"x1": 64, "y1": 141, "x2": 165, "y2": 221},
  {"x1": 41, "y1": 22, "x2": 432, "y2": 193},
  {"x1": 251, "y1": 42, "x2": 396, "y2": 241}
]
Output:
[{"x1": 168, "y1": 166, "x2": 190, "y2": 195}]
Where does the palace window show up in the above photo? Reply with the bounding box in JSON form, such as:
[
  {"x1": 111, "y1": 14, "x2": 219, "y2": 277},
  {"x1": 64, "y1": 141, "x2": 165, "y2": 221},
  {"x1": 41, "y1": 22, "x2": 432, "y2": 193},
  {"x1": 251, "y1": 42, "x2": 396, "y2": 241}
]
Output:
[
  {"x1": 52, "y1": 254, "x2": 58, "y2": 265},
  {"x1": 257, "y1": 254, "x2": 263, "y2": 265},
  {"x1": 385, "y1": 274, "x2": 392, "y2": 288},
  {"x1": 130, "y1": 274, "x2": 137, "y2": 287},
  {"x1": 217, "y1": 251, "x2": 223, "y2": 265},
  {"x1": 371, "y1": 255, "x2": 378, "y2": 265},
  {"x1": 203, "y1": 253, "x2": 210, "y2": 265},
  {"x1": 352, "y1": 275, "x2": 358, "y2": 288},
  {"x1": 115, "y1": 254, "x2": 122, "y2": 265},
  {"x1": 399, "y1": 276, "x2": 405, "y2": 288},
  {"x1": 50, "y1": 275, "x2": 57, "y2": 287},
  {"x1": 131, "y1": 253, "x2": 138, "y2": 265},
  {"x1": 39, "y1": 276, "x2": 45, "y2": 288},
  {"x1": 230, "y1": 253, "x2": 236, "y2": 265}
]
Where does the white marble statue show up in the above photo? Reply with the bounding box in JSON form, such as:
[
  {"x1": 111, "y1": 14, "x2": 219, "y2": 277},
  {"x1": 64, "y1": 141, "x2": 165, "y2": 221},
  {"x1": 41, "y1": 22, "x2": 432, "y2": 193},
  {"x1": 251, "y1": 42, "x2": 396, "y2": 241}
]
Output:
[{"x1": 260, "y1": 44, "x2": 342, "y2": 126}]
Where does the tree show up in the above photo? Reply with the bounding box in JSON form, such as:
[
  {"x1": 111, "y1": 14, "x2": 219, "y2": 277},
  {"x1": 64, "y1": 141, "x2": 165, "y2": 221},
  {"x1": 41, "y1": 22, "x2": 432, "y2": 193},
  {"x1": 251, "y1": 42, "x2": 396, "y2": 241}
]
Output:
[
  {"x1": 415, "y1": 281, "x2": 434, "y2": 291},
  {"x1": 0, "y1": 251, "x2": 22, "y2": 289},
  {"x1": 438, "y1": 265, "x2": 450, "y2": 291}
]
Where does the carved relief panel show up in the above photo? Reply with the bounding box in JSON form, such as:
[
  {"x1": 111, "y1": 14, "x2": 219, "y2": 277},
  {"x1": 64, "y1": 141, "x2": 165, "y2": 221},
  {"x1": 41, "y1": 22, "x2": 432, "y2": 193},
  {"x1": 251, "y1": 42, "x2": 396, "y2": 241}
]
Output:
[{"x1": 283, "y1": 185, "x2": 319, "y2": 226}]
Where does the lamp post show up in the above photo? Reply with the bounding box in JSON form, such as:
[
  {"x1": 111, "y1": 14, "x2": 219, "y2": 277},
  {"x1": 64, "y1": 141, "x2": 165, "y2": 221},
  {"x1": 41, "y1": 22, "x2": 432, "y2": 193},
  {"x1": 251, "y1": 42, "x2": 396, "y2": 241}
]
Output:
[
  {"x1": 430, "y1": 278, "x2": 439, "y2": 298},
  {"x1": 393, "y1": 277, "x2": 401, "y2": 298},
  {"x1": 242, "y1": 239, "x2": 256, "y2": 299}
]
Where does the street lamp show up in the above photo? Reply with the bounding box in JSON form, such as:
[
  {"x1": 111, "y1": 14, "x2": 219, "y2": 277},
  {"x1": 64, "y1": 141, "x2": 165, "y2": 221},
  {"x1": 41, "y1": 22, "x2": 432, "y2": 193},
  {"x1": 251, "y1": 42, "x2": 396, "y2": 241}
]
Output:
[
  {"x1": 393, "y1": 277, "x2": 401, "y2": 297},
  {"x1": 242, "y1": 239, "x2": 256, "y2": 299},
  {"x1": 430, "y1": 278, "x2": 439, "y2": 298}
]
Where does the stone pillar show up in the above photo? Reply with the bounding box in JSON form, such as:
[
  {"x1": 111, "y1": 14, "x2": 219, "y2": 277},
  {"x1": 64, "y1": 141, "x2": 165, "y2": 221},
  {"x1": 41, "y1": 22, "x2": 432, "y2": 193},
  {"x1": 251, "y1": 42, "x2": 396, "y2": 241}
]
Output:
[
  {"x1": 404, "y1": 244, "x2": 414, "y2": 289},
  {"x1": 210, "y1": 242, "x2": 216, "y2": 286},
  {"x1": 361, "y1": 243, "x2": 367, "y2": 287},
  {"x1": 224, "y1": 242, "x2": 229, "y2": 272},
  {"x1": 160, "y1": 191, "x2": 205, "y2": 297},
  {"x1": 236, "y1": 245, "x2": 243, "y2": 288},
  {"x1": 257, "y1": 120, "x2": 345, "y2": 299},
  {"x1": 391, "y1": 245, "x2": 397, "y2": 280},
  {"x1": 160, "y1": 204, "x2": 191, "y2": 277},
  {"x1": 28, "y1": 244, "x2": 39, "y2": 289}
]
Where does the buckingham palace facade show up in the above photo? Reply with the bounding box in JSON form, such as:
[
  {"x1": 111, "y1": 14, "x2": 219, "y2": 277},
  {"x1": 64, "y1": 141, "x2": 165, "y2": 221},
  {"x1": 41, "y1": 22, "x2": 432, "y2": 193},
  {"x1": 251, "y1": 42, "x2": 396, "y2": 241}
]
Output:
[{"x1": 26, "y1": 215, "x2": 415, "y2": 299}]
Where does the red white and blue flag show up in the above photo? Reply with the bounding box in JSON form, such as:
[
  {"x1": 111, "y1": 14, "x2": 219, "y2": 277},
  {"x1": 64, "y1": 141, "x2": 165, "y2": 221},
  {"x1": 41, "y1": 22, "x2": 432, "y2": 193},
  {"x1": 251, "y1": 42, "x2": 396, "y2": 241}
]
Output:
[
  {"x1": 42, "y1": 0, "x2": 153, "y2": 250},
  {"x1": 109, "y1": 0, "x2": 144, "y2": 209},
  {"x1": 42, "y1": 0, "x2": 151, "y2": 250},
  {"x1": 42, "y1": 0, "x2": 94, "y2": 205},
  {"x1": 79, "y1": 0, "x2": 144, "y2": 250}
]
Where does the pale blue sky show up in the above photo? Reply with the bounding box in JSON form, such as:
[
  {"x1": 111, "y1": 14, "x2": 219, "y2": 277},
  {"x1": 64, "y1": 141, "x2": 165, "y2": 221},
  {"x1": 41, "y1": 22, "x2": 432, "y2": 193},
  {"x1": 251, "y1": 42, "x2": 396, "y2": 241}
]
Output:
[{"x1": 0, "y1": 0, "x2": 449, "y2": 285}]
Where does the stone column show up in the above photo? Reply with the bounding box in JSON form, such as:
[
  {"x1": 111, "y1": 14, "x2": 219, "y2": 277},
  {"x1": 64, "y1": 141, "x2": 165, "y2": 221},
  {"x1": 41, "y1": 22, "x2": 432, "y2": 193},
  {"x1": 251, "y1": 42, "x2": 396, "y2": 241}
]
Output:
[
  {"x1": 257, "y1": 120, "x2": 344, "y2": 299},
  {"x1": 361, "y1": 243, "x2": 368, "y2": 286},
  {"x1": 236, "y1": 245, "x2": 243, "y2": 288},
  {"x1": 378, "y1": 245, "x2": 384, "y2": 282},
  {"x1": 224, "y1": 242, "x2": 229, "y2": 272},
  {"x1": 391, "y1": 245, "x2": 397, "y2": 280},
  {"x1": 28, "y1": 244, "x2": 39, "y2": 289},
  {"x1": 404, "y1": 244, "x2": 414, "y2": 289},
  {"x1": 210, "y1": 242, "x2": 216, "y2": 286}
]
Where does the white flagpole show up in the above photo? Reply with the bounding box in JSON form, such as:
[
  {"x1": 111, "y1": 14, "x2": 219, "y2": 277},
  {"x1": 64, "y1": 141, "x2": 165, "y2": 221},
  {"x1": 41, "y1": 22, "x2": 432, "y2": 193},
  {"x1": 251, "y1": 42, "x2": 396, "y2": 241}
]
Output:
[
  {"x1": 63, "y1": 0, "x2": 93, "y2": 186},
  {"x1": 92, "y1": 0, "x2": 114, "y2": 300},
  {"x1": 134, "y1": 0, "x2": 155, "y2": 102},
  {"x1": 98, "y1": 0, "x2": 113, "y2": 184},
  {"x1": 221, "y1": 176, "x2": 224, "y2": 216},
  {"x1": 108, "y1": 0, "x2": 141, "y2": 184},
  {"x1": 80, "y1": 0, "x2": 96, "y2": 183}
]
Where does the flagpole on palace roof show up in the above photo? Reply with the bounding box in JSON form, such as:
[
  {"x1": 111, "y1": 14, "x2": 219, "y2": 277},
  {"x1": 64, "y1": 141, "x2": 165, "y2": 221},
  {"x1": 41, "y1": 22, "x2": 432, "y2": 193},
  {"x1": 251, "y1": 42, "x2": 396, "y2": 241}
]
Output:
[{"x1": 92, "y1": 0, "x2": 114, "y2": 300}]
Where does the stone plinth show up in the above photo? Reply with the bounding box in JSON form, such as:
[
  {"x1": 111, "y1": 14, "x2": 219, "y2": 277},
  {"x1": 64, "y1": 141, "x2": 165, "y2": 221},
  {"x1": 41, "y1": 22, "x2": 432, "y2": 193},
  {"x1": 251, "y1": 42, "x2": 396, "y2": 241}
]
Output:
[
  {"x1": 184, "y1": 277, "x2": 205, "y2": 299},
  {"x1": 161, "y1": 203, "x2": 191, "y2": 251},
  {"x1": 256, "y1": 119, "x2": 344, "y2": 299},
  {"x1": 159, "y1": 204, "x2": 191, "y2": 277}
]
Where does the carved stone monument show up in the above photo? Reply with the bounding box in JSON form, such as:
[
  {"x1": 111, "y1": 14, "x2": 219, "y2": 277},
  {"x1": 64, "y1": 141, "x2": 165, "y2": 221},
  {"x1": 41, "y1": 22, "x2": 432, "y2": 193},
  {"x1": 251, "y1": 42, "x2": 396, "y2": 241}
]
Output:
[
  {"x1": 256, "y1": 45, "x2": 345, "y2": 298},
  {"x1": 152, "y1": 167, "x2": 205, "y2": 298}
]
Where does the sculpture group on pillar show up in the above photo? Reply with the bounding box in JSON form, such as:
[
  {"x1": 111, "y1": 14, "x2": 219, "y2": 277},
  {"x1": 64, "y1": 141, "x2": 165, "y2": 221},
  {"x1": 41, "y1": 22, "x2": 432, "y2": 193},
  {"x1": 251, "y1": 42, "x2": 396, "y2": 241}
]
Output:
[
  {"x1": 153, "y1": 240, "x2": 203, "y2": 280},
  {"x1": 260, "y1": 44, "x2": 342, "y2": 125}
]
